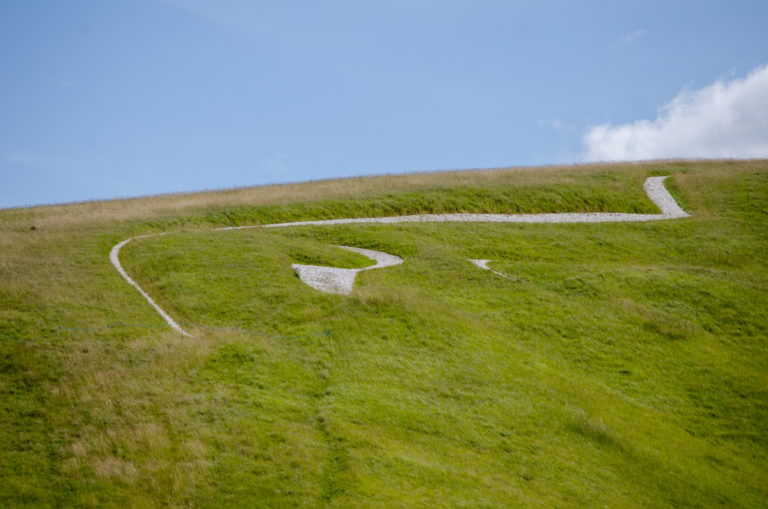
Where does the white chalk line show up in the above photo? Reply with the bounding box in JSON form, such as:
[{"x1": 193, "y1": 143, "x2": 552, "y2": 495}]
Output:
[
  {"x1": 110, "y1": 176, "x2": 689, "y2": 336},
  {"x1": 109, "y1": 233, "x2": 193, "y2": 336},
  {"x1": 469, "y1": 259, "x2": 519, "y2": 281}
]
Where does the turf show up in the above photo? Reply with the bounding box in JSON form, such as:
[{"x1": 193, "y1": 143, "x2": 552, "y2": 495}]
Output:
[{"x1": 1, "y1": 161, "x2": 766, "y2": 507}]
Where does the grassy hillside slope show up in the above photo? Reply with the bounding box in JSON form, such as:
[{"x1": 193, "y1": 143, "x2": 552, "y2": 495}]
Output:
[{"x1": 1, "y1": 161, "x2": 766, "y2": 507}]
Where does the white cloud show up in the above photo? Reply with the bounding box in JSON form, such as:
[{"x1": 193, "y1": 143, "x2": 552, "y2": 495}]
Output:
[
  {"x1": 159, "y1": 0, "x2": 273, "y2": 33},
  {"x1": 583, "y1": 64, "x2": 768, "y2": 161},
  {"x1": 6, "y1": 152, "x2": 43, "y2": 164},
  {"x1": 539, "y1": 119, "x2": 576, "y2": 132},
  {"x1": 615, "y1": 29, "x2": 647, "y2": 47}
]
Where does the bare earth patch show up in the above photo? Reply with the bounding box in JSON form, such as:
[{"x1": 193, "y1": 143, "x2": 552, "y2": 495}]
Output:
[{"x1": 292, "y1": 246, "x2": 404, "y2": 295}]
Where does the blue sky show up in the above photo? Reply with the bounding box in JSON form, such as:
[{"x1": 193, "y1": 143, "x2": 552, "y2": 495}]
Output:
[{"x1": 2, "y1": 1, "x2": 767, "y2": 208}]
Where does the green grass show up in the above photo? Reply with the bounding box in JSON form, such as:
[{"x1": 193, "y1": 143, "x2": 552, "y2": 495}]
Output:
[{"x1": 1, "y1": 161, "x2": 767, "y2": 507}]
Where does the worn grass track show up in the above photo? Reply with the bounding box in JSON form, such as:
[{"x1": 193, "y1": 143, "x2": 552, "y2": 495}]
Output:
[{"x1": 1, "y1": 160, "x2": 767, "y2": 507}]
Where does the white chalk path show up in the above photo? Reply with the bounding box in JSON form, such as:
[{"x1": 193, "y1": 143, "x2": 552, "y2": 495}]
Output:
[
  {"x1": 109, "y1": 176, "x2": 689, "y2": 335},
  {"x1": 109, "y1": 233, "x2": 193, "y2": 336},
  {"x1": 469, "y1": 259, "x2": 517, "y2": 280},
  {"x1": 292, "y1": 246, "x2": 403, "y2": 295}
]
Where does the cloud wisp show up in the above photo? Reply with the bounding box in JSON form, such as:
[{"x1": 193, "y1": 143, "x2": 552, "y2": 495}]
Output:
[
  {"x1": 538, "y1": 119, "x2": 577, "y2": 132},
  {"x1": 614, "y1": 29, "x2": 647, "y2": 47},
  {"x1": 583, "y1": 64, "x2": 768, "y2": 161}
]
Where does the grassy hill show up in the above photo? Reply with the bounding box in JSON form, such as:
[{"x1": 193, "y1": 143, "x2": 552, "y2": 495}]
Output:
[{"x1": 1, "y1": 160, "x2": 766, "y2": 507}]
